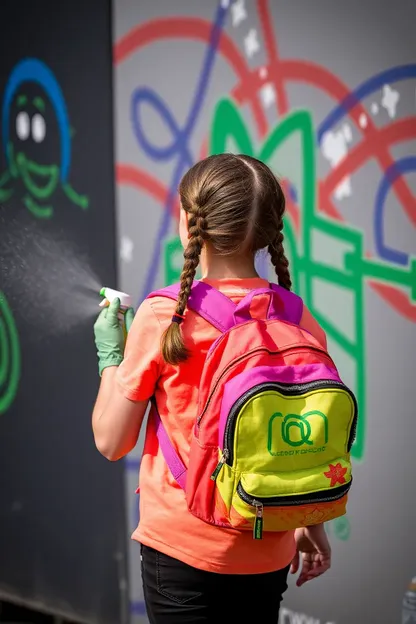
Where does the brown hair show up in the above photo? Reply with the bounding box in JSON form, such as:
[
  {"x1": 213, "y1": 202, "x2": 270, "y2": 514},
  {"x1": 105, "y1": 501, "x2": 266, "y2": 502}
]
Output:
[{"x1": 162, "y1": 153, "x2": 291, "y2": 365}]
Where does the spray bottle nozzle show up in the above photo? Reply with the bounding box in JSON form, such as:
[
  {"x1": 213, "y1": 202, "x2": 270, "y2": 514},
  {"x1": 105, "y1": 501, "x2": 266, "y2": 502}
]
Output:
[{"x1": 99, "y1": 287, "x2": 132, "y2": 310}]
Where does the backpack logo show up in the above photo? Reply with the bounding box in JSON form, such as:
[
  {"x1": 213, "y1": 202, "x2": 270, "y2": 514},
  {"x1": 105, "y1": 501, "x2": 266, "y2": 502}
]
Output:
[{"x1": 268, "y1": 411, "x2": 328, "y2": 455}]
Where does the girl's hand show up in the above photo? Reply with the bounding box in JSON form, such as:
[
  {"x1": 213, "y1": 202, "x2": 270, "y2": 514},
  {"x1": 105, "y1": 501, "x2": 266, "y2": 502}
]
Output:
[
  {"x1": 94, "y1": 298, "x2": 135, "y2": 375},
  {"x1": 290, "y1": 524, "x2": 331, "y2": 587}
]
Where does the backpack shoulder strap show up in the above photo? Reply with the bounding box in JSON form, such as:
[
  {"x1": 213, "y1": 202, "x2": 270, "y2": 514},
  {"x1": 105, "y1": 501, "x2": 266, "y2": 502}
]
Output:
[
  {"x1": 152, "y1": 403, "x2": 187, "y2": 490},
  {"x1": 232, "y1": 283, "x2": 304, "y2": 326},
  {"x1": 147, "y1": 280, "x2": 236, "y2": 333},
  {"x1": 147, "y1": 281, "x2": 236, "y2": 488},
  {"x1": 269, "y1": 283, "x2": 303, "y2": 325}
]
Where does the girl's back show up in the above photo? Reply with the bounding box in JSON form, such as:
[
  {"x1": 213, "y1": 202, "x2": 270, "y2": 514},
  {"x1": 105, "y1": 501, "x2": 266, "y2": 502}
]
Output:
[
  {"x1": 118, "y1": 276, "x2": 326, "y2": 573},
  {"x1": 93, "y1": 154, "x2": 334, "y2": 622}
]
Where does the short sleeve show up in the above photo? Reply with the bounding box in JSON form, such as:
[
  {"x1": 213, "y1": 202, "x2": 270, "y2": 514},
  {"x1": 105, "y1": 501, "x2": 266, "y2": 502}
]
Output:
[
  {"x1": 116, "y1": 298, "x2": 162, "y2": 402},
  {"x1": 299, "y1": 304, "x2": 327, "y2": 350}
]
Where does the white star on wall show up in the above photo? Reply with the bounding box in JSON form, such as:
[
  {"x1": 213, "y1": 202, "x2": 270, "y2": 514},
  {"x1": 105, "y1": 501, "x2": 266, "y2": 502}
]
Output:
[
  {"x1": 244, "y1": 29, "x2": 260, "y2": 58},
  {"x1": 334, "y1": 177, "x2": 352, "y2": 200},
  {"x1": 260, "y1": 83, "x2": 276, "y2": 108},
  {"x1": 359, "y1": 113, "x2": 368, "y2": 129},
  {"x1": 231, "y1": 0, "x2": 247, "y2": 27},
  {"x1": 381, "y1": 84, "x2": 400, "y2": 118},
  {"x1": 120, "y1": 236, "x2": 134, "y2": 263},
  {"x1": 342, "y1": 123, "x2": 352, "y2": 143},
  {"x1": 259, "y1": 66, "x2": 268, "y2": 79},
  {"x1": 321, "y1": 130, "x2": 352, "y2": 200}
]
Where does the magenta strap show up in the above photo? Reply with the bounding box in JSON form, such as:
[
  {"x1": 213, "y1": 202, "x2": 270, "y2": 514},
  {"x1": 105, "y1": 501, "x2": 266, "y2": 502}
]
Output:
[
  {"x1": 233, "y1": 284, "x2": 303, "y2": 325},
  {"x1": 152, "y1": 404, "x2": 187, "y2": 490},
  {"x1": 148, "y1": 280, "x2": 236, "y2": 333},
  {"x1": 148, "y1": 281, "x2": 303, "y2": 330},
  {"x1": 147, "y1": 281, "x2": 236, "y2": 488},
  {"x1": 270, "y1": 283, "x2": 303, "y2": 324}
]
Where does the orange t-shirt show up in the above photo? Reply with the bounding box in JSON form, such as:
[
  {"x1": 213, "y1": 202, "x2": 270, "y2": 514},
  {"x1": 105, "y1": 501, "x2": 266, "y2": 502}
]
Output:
[{"x1": 117, "y1": 278, "x2": 327, "y2": 574}]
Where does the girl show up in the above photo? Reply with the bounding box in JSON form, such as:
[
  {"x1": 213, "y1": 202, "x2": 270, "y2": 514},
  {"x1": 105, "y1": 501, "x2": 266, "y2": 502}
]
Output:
[{"x1": 93, "y1": 154, "x2": 331, "y2": 623}]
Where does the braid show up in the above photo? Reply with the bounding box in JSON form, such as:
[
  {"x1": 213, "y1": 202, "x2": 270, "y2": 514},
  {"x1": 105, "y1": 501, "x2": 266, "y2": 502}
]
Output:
[
  {"x1": 176, "y1": 212, "x2": 205, "y2": 316},
  {"x1": 161, "y1": 210, "x2": 205, "y2": 364},
  {"x1": 269, "y1": 226, "x2": 292, "y2": 291}
]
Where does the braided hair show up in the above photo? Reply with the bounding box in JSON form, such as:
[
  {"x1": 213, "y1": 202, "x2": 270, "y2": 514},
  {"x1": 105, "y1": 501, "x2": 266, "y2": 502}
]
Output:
[
  {"x1": 268, "y1": 229, "x2": 292, "y2": 291},
  {"x1": 238, "y1": 154, "x2": 292, "y2": 291},
  {"x1": 161, "y1": 153, "x2": 292, "y2": 365},
  {"x1": 161, "y1": 209, "x2": 206, "y2": 364}
]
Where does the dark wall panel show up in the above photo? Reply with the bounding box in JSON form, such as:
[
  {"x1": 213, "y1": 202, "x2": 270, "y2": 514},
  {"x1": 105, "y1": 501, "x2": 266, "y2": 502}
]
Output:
[{"x1": 0, "y1": 2, "x2": 127, "y2": 623}]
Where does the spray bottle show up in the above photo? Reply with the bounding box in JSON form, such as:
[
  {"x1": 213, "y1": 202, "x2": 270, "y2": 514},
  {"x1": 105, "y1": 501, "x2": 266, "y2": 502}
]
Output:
[{"x1": 99, "y1": 287, "x2": 133, "y2": 336}]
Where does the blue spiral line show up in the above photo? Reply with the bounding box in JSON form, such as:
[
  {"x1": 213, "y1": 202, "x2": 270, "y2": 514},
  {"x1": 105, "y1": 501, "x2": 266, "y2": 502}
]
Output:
[
  {"x1": 374, "y1": 157, "x2": 416, "y2": 266},
  {"x1": 318, "y1": 64, "x2": 416, "y2": 265},
  {"x1": 131, "y1": 2, "x2": 228, "y2": 302},
  {"x1": 317, "y1": 64, "x2": 416, "y2": 143}
]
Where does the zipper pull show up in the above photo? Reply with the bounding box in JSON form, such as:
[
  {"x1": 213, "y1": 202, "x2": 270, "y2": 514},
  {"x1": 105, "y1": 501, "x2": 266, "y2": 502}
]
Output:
[
  {"x1": 253, "y1": 502, "x2": 264, "y2": 540},
  {"x1": 210, "y1": 450, "x2": 228, "y2": 481}
]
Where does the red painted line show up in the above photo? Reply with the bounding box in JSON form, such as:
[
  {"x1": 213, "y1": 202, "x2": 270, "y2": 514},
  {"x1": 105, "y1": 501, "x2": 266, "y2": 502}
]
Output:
[
  {"x1": 322, "y1": 118, "x2": 416, "y2": 197},
  {"x1": 232, "y1": 56, "x2": 415, "y2": 223},
  {"x1": 116, "y1": 163, "x2": 180, "y2": 221},
  {"x1": 368, "y1": 282, "x2": 416, "y2": 322},
  {"x1": 116, "y1": 163, "x2": 168, "y2": 202},
  {"x1": 280, "y1": 60, "x2": 416, "y2": 225}
]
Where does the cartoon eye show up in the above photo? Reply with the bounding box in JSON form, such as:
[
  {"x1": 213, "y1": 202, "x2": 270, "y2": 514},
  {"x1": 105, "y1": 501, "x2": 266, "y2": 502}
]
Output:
[
  {"x1": 32, "y1": 113, "x2": 46, "y2": 143},
  {"x1": 16, "y1": 111, "x2": 30, "y2": 141}
]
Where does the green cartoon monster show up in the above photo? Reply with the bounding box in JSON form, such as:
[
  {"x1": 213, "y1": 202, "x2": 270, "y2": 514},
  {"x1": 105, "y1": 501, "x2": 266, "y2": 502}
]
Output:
[{"x1": 0, "y1": 58, "x2": 88, "y2": 218}]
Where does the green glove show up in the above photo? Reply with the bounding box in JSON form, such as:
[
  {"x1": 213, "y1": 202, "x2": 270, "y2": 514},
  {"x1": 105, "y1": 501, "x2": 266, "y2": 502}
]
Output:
[{"x1": 94, "y1": 297, "x2": 135, "y2": 376}]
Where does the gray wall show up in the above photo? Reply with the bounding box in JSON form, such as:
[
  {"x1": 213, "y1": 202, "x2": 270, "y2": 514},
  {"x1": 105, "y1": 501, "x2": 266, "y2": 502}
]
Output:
[{"x1": 112, "y1": 1, "x2": 416, "y2": 622}]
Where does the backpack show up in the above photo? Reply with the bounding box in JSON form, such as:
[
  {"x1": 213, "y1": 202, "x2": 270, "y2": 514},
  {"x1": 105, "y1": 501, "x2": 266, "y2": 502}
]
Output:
[{"x1": 147, "y1": 281, "x2": 357, "y2": 539}]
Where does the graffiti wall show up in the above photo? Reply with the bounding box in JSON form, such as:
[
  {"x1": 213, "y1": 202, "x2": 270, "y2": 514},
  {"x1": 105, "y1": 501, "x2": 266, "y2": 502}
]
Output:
[{"x1": 112, "y1": 1, "x2": 416, "y2": 622}]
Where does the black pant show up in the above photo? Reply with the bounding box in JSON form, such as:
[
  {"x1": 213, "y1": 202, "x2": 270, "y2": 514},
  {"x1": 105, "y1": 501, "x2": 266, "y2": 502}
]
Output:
[{"x1": 141, "y1": 544, "x2": 289, "y2": 623}]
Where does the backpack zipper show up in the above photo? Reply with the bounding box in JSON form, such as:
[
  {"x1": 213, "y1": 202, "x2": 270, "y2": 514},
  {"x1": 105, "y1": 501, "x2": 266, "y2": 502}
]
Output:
[
  {"x1": 223, "y1": 380, "x2": 358, "y2": 465},
  {"x1": 197, "y1": 344, "x2": 334, "y2": 430},
  {"x1": 253, "y1": 502, "x2": 264, "y2": 539},
  {"x1": 210, "y1": 449, "x2": 229, "y2": 480},
  {"x1": 237, "y1": 479, "x2": 352, "y2": 508},
  {"x1": 238, "y1": 480, "x2": 351, "y2": 540}
]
